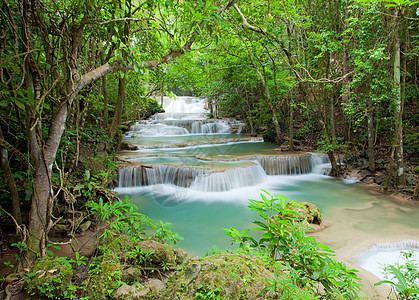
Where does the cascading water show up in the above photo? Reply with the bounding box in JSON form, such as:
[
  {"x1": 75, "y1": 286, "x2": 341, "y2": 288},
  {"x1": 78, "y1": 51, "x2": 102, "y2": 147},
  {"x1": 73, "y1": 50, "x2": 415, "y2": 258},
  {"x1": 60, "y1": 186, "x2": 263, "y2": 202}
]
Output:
[
  {"x1": 118, "y1": 165, "x2": 212, "y2": 188},
  {"x1": 117, "y1": 94, "x2": 419, "y2": 296},
  {"x1": 119, "y1": 96, "x2": 331, "y2": 191},
  {"x1": 353, "y1": 241, "x2": 419, "y2": 280},
  {"x1": 127, "y1": 96, "x2": 243, "y2": 136},
  {"x1": 118, "y1": 152, "x2": 331, "y2": 191},
  {"x1": 190, "y1": 163, "x2": 267, "y2": 192}
]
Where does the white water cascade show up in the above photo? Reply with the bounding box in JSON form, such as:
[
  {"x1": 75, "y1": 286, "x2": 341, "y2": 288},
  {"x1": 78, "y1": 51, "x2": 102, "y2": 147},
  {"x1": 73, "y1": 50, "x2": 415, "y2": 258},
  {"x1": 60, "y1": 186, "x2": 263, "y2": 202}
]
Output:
[
  {"x1": 126, "y1": 96, "x2": 243, "y2": 136},
  {"x1": 119, "y1": 95, "x2": 332, "y2": 192},
  {"x1": 118, "y1": 165, "x2": 212, "y2": 188},
  {"x1": 354, "y1": 241, "x2": 419, "y2": 281},
  {"x1": 118, "y1": 153, "x2": 331, "y2": 191},
  {"x1": 190, "y1": 163, "x2": 267, "y2": 192}
]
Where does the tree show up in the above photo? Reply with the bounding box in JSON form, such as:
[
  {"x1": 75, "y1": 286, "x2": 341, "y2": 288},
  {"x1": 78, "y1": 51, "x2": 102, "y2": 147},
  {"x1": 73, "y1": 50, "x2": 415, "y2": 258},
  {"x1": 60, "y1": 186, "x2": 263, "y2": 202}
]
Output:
[{"x1": 0, "y1": 0, "x2": 241, "y2": 265}]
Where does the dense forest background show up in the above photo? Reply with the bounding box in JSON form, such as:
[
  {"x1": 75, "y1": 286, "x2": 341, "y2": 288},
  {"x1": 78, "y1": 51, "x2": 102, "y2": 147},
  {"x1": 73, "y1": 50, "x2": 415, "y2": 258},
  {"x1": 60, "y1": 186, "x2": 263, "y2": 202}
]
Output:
[{"x1": 0, "y1": 0, "x2": 418, "y2": 273}]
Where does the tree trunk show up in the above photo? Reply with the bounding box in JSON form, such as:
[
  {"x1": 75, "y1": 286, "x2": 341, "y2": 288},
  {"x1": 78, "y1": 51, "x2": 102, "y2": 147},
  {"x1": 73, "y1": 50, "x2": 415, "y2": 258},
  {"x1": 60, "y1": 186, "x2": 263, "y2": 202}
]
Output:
[
  {"x1": 367, "y1": 104, "x2": 375, "y2": 171},
  {"x1": 393, "y1": 26, "x2": 406, "y2": 186},
  {"x1": 102, "y1": 75, "x2": 108, "y2": 126},
  {"x1": 0, "y1": 129, "x2": 22, "y2": 225},
  {"x1": 327, "y1": 151, "x2": 339, "y2": 177},
  {"x1": 289, "y1": 98, "x2": 294, "y2": 151},
  {"x1": 109, "y1": 75, "x2": 126, "y2": 140}
]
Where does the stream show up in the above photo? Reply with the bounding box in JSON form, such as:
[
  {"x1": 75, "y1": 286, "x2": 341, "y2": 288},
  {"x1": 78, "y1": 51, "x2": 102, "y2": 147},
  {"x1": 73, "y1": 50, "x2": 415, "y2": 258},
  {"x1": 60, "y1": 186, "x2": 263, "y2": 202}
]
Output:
[{"x1": 116, "y1": 96, "x2": 419, "y2": 286}]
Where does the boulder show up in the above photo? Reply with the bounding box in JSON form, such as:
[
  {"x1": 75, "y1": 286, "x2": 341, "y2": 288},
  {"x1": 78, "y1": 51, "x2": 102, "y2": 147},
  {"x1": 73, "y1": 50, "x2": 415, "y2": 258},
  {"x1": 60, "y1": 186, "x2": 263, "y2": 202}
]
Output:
[
  {"x1": 161, "y1": 254, "x2": 316, "y2": 299},
  {"x1": 374, "y1": 174, "x2": 387, "y2": 185},
  {"x1": 139, "y1": 240, "x2": 175, "y2": 266},
  {"x1": 120, "y1": 143, "x2": 139, "y2": 151},
  {"x1": 121, "y1": 266, "x2": 142, "y2": 284},
  {"x1": 78, "y1": 220, "x2": 91, "y2": 233},
  {"x1": 173, "y1": 248, "x2": 188, "y2": 265},
  {"x1": 113, "y1": 285, "x2": 149, "y2": 300},
  {"x1": 144, "y1": 278, "x2": 165, "y2": 292},
  {"x1": 25, "y1": 257, "x2": 73, "y2": 299},
  {"x1": 286, "y1": 201, "x2": 322, "y2": 225}
]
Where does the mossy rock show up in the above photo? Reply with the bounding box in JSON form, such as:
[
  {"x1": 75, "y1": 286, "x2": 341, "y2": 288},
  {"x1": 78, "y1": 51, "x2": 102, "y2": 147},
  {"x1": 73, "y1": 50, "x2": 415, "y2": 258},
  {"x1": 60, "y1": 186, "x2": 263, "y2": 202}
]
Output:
[
  {"x1": 285, "y1": 201, "x2": 323, "y2": 225},
  {"x1": 160, "y1": 253, "x2": 317, "y2": 300},
  {"x1": 25, "y1": 257, "x2": 74, "y2": 299},
  {"x1": 85, "y1": 253, "x2": 123, "y2": 300},
  {"x1": 139, "y1": 240, "x2": 176, "y2": 266}
]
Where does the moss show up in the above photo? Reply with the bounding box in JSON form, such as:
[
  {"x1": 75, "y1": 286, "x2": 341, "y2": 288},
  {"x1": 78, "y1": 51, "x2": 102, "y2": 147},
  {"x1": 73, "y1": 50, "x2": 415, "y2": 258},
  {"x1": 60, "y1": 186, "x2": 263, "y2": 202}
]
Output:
[
  {"x1": 25, "y1": 256, "x2": 75, "y2": 299},
  {"x1": 84, "y1": 253, "x2": 123, "y2": 300},
  {"x1": 160, "y1": 253, "x2": 316, "y2": 300}
]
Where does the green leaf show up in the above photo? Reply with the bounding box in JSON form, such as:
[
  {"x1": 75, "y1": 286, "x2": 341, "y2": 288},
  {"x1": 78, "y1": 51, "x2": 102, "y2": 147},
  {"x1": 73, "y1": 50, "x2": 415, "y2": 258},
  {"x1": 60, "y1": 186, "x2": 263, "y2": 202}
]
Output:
[
  {"x1": 14, "y1": 99, "x2": 25, "y2": 110},
  {"x1": 0, "y1": 99, "x2": 8, "y2": 107},
  {"x1": 261, "y1": 232, "x2": 274, "y2": 240}
]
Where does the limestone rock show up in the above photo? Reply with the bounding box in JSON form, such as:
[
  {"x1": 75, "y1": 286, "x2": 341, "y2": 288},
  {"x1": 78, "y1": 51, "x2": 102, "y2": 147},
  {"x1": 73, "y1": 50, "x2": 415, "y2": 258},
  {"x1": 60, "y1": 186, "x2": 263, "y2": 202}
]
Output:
[
  {"x1": 286, "y1": 201, "x2": 322, "y2": 225},
  {"x1": 121, "y1": 143, "x2": 139, "y2": 151},
  {"x1": 121, "y1": 266, "x2": 142, "y2": 284},
  {"x1": 113, "y1": 284, "x2": 148, "y2": 300},
  {"x1": 78, "y1": 220, "x2": 91, "y2": 233},
  {"x1": 174, "y1": 247, "x2": 188, "y2": 265},
  {"x1": 144, "y1": 278, "x2": 165, "y2": 292},
  {"x1": 139, "y1": 240, "x2": 175, "y2": 265},
  {"x1": 161, "y1": 254, "x2": 316, "y2": 299}
]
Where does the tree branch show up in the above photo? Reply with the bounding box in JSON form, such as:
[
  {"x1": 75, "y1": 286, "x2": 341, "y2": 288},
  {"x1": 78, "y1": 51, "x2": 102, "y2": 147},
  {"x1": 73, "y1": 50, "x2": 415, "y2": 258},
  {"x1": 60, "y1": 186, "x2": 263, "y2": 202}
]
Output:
[{"x1": 233, "y1": 3, "x2": 265, "y2": 34}]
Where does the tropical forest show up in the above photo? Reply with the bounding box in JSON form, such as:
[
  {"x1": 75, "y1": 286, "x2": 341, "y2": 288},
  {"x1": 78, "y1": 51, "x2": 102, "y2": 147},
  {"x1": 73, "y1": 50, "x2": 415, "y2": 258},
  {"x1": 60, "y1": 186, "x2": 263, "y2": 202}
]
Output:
[{"x1": 0, "y1": 0, "x2": 419, "y2": 299}]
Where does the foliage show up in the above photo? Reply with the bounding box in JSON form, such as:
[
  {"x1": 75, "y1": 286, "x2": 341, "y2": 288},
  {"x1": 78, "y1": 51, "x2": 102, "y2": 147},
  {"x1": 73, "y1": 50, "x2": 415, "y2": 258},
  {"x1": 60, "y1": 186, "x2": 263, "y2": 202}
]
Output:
[
  {"x1": 25, "y1": 256, "x2": 78, "y2": 299},
  {"x1": 85, "y1": 253, "x2": 123, "y2": 299},
  {"x1": 224, "y1": 190, "x2": 362, "y2": 298},
  {"x1": 375, "y1": 250, "x2": 419, "y2": 299}
]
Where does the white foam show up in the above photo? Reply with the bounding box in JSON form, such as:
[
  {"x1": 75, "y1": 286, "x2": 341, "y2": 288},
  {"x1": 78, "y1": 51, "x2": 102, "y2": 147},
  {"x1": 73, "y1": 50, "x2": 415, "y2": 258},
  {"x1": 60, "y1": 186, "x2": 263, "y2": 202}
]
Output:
[{"x1": 354, "y1": 241, "x2": 419, "y2": 281}]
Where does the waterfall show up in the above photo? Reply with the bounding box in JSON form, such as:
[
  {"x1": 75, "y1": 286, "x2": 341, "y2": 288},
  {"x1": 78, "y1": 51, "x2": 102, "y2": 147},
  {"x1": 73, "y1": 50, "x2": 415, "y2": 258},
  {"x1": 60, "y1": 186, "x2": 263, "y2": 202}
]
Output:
[
  {"x1": 118, "y1": 165, "x2": 212, "y2": 188},
  {"x1": 191, "y1": 121, "x2": 231, "y2": 134},
  {"x1": 252, "y1": 155, "x2": 312, "y2": 175},
  {"x1": 190, "y1": 163, "x2": 267, "y2": 192},
  {"x1": 353, "y1": 240, "x2": 419, "y2": 280},
  {"x1": 126, "y1": 97, "x2": 244, "y2": 136},
  {"x1": 310, "y1": 153, "x2": 331, "y2": 175},
  {"x1": 151, "y1": 113, "x2": 207, "y2": 121},
  {"x1": 118, "y1": 153, "x2": 332, "y2": 190},
  {"x1": 248, "y1": 153, "x2": 329, "y2": 175},
  {"x1": 125, "y1": 123, "x2": 189, "y2": 136}
]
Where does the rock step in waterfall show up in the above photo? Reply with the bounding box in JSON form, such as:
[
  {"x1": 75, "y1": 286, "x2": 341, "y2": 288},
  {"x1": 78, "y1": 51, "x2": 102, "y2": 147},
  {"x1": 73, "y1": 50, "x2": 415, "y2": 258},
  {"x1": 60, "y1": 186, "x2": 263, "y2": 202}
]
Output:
[{"x1": 118, "y1": 153, "x2": 331, "y2": 192}]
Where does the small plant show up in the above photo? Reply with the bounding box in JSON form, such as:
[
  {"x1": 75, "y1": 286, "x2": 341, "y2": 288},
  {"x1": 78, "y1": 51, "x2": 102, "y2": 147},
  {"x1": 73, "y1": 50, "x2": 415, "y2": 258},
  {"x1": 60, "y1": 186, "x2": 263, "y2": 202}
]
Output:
[
  {"x1": 194, "y1": 285, "x2": 223, "y2": 300},
  {"x1": 25, "y1": 256, "x2": 78, "y2": 299},
  {"x1": 224, "y1": 190, "x2": 362, "y2": 298},
  {"x1": 375, "y1": 250, "x2": 419, "y2": 300}
]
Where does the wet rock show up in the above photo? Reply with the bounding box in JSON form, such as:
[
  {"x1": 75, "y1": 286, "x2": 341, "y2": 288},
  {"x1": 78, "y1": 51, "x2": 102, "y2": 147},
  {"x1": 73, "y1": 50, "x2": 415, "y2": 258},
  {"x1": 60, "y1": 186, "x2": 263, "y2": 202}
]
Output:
[
  {"x1": 121, "y1": 266, "x2": 142, "y2": 284},
  {"x1": 78, "y1": 220, "x2": 91, "y2": 233},
  {"x1": 285, "y1": 201, "x2": 322, "y2": 225},
  {"x1": 113, "y1": 285, "x2": 148, "y2": 300},
  {"x1": 121, "y1": 143, "x2": 139, "y2": 151},
  {"x1": 374, "y1": 174, "x2": 387, "y2": 185},
  {"x1": 174, "y1": 248, "x2": 188, "y2": 265},
  {"x1": 139, "y1": 240, "x2": 175, "y2": 266},
  {"x1": 145, "y1": 278, "x2": 165, "y2": 292}
]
